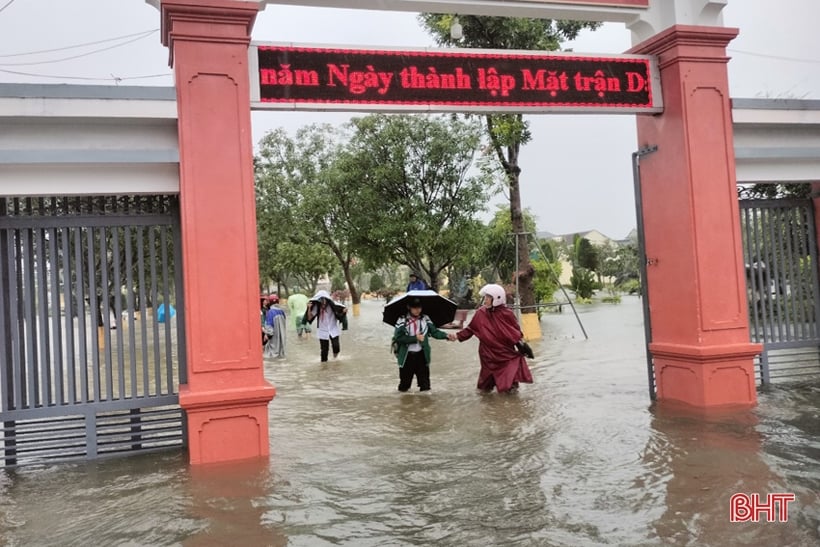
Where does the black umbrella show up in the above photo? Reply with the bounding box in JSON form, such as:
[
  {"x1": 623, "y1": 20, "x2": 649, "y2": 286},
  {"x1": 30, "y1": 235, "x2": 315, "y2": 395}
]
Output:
[
  {"x1": 383, "y1": 290, "x2": 458, "y2": 327},
  {"x1": 308, "y1": 290, "x2": 347, "y2": 317}
]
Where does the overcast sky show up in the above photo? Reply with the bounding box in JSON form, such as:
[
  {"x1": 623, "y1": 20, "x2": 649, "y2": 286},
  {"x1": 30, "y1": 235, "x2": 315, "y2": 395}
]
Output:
[{"x1": 1, "y1": 0, "x2": 818, "y2": 239}]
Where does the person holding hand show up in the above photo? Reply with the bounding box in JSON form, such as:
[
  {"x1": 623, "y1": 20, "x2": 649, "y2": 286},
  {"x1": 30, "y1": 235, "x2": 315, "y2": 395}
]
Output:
[
  {"x1": 392, "y1": 297, "x2": 449, "y2": 392},
  {"x1": 448, "y1": 284, "x2": 533, "y2": 393}
]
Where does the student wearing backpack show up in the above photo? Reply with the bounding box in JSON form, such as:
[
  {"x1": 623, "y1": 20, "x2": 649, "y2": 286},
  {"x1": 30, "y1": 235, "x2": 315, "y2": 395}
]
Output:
[
  {"x1": 391, "y1": 297, "x2": 450, "y2": 392},
  {"x1": 304, "y1": 290, "x2": 348, "y2": 362}
]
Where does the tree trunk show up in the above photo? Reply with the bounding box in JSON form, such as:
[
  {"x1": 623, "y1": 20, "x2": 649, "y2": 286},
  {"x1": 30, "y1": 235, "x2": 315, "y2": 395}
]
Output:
[
  {"x1": 428, "y1": 267, "x2": 443, "y2": 293},
  {"x1": 343, "y1": 264, "x2": 359, "y2": 305},
  {"x1": 507, "y1": 146, "x2": 536, "y2": 314}
]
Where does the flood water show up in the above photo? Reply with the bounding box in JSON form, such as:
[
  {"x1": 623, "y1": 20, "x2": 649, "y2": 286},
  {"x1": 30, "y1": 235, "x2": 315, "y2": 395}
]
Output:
[{"x1": 1, "y1": 296, "x2": 818, "y2": 546}]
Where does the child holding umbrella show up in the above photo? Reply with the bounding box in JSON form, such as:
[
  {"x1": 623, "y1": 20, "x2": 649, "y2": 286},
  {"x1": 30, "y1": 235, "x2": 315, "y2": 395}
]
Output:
[
  {"x1": 391, "y1": 296, "x2": 451, "y2": 392},
  {"x1": 304, "y1": 290, "x2": 348, "y2": 362}
]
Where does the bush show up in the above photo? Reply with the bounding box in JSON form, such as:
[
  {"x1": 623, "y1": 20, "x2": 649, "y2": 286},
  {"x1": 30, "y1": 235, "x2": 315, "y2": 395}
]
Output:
[
  {"x1": 377, "y1": 288, "x2": 398, "y2": 302},
  {"x1": 601, "y1": 287, "x2": 621, "y2": 304},
  {"x1": 618, "y1": 278, "x2": 641, "y2": 295},
  {"x1": 369, "y1": 273, "x2": 384, "y2": 292},
  {"x1": 570, "y1": 267, "x2": 596, "y2": 299}
]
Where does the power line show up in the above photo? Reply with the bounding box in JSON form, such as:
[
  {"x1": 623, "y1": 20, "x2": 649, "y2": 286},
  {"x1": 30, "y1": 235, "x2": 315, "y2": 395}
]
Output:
[
  {"x1": 0, "y1": 68, "x2": 104, "y2": 81},
  {"x1": 0, "y1": 67, "x2": 172, "y2": 83},
  {"x1": 0, "y1": 29, "x2": 157, "y2": 58},
  {"x1": 728, "y1": 48, "x2": 820, "y2": 64},
  {"x1": 118, "y1": 73, "x2": 172, "y2": 81},
  {"x1": 0, "y1": 0, "x2": 17, "y2": 15},
  {"x1": 0, "y1": 31, "x2": 159, "y2": 66}
]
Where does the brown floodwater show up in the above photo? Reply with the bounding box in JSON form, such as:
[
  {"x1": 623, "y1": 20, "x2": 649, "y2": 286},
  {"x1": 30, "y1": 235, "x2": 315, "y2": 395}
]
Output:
[{"x1": 1, "y1": 296, "x2": 818, "y2": 546}]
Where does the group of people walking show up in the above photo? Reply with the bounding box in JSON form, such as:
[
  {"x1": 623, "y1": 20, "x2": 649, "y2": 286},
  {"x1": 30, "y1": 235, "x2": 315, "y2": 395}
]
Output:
[
  {"x1": 261, "y1": 290, "x2": 347, "y2": 362},
  {"x1": 261, "y1": 276, "x2": 534, "y2": 395}
]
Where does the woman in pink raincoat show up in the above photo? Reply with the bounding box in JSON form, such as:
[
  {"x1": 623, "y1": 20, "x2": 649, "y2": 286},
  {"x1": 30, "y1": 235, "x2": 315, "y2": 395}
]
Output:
[{"x1": 448, "y1": 284, "x2": 533, "y2": 393}]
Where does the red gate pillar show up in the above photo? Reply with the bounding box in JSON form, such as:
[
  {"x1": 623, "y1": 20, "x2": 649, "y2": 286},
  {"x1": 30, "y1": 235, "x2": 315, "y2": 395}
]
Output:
[
  {"x1": 630, "y1": 26, "x2": 761, "y2": 408},
  {"x1": 160, "y1": 0, "x2": 275, "y2": 464}
]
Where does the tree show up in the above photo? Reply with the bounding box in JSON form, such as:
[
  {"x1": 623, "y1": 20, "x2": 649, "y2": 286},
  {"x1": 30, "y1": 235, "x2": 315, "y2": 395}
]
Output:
[
  {"x1": 532, "y1": 257, "x2": 562, "y2": 316},
  {"x1": 369, "y1": 273, "x2": 385, "y2": 292},
  {"x1": 337, "y1": 114, "x2": 494, "y2": 290},
  {"x1": 598, "y1": 241, "x2": 640, "y2": 288},
  {"x1": 255, "y1": 125, "x2": 357, "y2": 302},
  {"x1": 575, "y1": 237, "x2": 599, "y2": 271},
  {"x1": 738, "y1": 182, "x2": 811, "y2": 200},
  {"x1": 571, "y1": 236, "x2": 601, "y2": 291},
  {"x1": 418, "y1": 14, "x2": 601, "y2": 324},
  {"x1": 482, "y1": 205, "x2": 537, "y2": 285}
]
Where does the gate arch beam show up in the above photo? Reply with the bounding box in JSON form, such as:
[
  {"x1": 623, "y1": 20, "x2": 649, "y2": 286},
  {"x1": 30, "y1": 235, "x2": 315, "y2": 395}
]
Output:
[{"x1": 146, "y1": 0, "x2": 729, "y2": 43}]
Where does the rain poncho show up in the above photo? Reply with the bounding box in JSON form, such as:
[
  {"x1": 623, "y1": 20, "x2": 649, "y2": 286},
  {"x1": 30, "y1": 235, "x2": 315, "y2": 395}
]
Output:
[
  {"x1": 455, "y1": 304, "x2": 533, "y2": 392},
  {"x1": 263, "y1": 306, "x2": 286, "y2": 358},
  {"x1": 287, "y1": 293, "x2": 311, "y2": 334}
]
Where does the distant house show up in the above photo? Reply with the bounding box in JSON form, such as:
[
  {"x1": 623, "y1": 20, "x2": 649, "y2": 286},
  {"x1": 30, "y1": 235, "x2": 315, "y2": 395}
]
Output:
[
  {"x1": 539, "y1": 229, "x2": 633, "y2": 285},
  {"x1": 548, "y1": 229, "x2": 616, "y2": 247},
  {"x1": 618, "y1": 228, "x2": 639, "y2": 246}
]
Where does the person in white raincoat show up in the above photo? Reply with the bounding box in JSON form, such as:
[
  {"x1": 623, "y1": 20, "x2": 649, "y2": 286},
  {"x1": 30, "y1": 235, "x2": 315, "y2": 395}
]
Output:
[{"x1": 304, "y1": 290, "x2": 348, "y2": 362}]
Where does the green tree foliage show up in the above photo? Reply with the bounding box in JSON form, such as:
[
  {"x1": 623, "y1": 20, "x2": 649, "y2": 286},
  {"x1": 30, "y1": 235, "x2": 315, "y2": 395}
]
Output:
[
  {"x1": 599, "y1": 241, "x2": 640, "y2": 288},
  {"x1": 570, "y1": 266, "x2": 596, "y2": 300},
  {"x1": 575, "y1": 237, "x2": 599, "y2": 271},
  {"x1": 418, "y1": 13, "x2": 601, "y2": 317},
  {"x1": 255, "y1": 125, "x2": 359, "y2": 303},
  {"x1": 482, "y1": 205, "x2": 537, "y2": 283},
  {"x1": 532, "y1": 258, "x2": 562, "y2": 316},
  {"x1": 571, "y1": 236, "x2": 602, "y2": 292},
  {"x1": 337, "y1": 114, "x2": 494, "y2": 290},
  {"x1": 369, "y1": 273, "x2": 384, "y2": 292},
  {"x1": 535, "y1": 237, "x2": 556, "y2": 262},
  {"x1": 738, "y1": 182, "x2": 811, "y2": 200},
  {"x1": 274, "y1": 240, "x2": 336, "y2": 295},
  {"x1": 331, "y1": 274, "x2": 347, "y2": 292},
  {"x1": 480, "y1": 206, "x2": 561, "y2": 312}
]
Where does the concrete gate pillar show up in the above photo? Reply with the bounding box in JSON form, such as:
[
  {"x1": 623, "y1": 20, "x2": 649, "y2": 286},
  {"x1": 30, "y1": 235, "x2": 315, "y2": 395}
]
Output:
[
  {"x1": 630, "y1": 26, "x2": 761, "y2": 407},
  {"x1": 159, "y1": 0, "x2": 276, "y2": 464}
]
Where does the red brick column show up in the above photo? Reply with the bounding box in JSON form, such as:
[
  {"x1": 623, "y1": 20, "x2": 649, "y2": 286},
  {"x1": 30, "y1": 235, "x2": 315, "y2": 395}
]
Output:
[
  {"x1": 631, "y1": 25, "x2": 761, "y2": 407},
  {"x1": 161, "y1": 0, "x2": 275, "y2": 464}
]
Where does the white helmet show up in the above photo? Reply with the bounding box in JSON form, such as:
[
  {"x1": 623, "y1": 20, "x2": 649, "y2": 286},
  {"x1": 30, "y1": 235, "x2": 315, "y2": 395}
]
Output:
[{"x1": 479, "y1": 283, "x2": 507, "y2": 307}]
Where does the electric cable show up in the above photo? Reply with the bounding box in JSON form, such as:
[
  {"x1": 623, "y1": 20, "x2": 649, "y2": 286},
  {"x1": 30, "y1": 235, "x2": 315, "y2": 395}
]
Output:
[
  {"x1": 0, "y1": 0, "x2": 16, "y2": 15},
  {"x1": 0, "y1": 67, "x2": 171, "y2": 83},
  {"x1": 0, "y1": 29, "x2": 157, "y2": 58},
  {"x1": 0, "y1": 31, "x2": 158, "y2": 66},
  {"x1": 728, "y1": 48, "x2": 820, "y2": 64}
]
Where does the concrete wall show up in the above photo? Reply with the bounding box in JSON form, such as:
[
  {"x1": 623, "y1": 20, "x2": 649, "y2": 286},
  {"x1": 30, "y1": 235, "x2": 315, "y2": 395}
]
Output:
[{"x1": 0, "y1": 84, "x2": 179, "y2": 197}]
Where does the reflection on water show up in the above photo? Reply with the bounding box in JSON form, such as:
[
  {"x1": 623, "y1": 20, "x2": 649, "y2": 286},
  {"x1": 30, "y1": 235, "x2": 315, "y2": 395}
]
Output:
[{"x1": 1, "y1": 297, "x2": 818, "y2": 546}]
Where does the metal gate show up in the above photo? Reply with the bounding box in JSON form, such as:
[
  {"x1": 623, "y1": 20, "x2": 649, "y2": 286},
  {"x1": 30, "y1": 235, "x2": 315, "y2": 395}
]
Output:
[
  {"x1": 739, "y1": 195, "x2": 820, "y2": 384},
  {"x1": 0, "y1": 195, "x2": 187, "y2": 468}
]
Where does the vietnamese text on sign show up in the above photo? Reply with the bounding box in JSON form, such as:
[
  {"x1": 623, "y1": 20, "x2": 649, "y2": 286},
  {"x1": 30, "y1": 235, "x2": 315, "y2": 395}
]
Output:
[{"x1": 250, "y1": 44, "x2": 662, "y2": 114}]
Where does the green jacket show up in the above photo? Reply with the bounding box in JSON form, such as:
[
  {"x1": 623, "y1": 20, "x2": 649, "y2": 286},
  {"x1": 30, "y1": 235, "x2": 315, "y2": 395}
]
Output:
[{"x1": 392, "y1": 314, "x2": 448, "y2": 367}]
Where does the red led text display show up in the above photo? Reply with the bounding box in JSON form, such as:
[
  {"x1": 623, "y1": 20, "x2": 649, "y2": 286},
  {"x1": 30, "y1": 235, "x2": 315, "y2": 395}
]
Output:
[{"x1": 251, "y1": 45, "x2": 661, "y2": 113}]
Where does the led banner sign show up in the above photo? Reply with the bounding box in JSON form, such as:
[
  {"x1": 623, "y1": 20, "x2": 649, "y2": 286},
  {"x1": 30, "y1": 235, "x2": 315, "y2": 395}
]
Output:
[{"x1": 249, "y1": 44, "x2": 662, "y2": 114}]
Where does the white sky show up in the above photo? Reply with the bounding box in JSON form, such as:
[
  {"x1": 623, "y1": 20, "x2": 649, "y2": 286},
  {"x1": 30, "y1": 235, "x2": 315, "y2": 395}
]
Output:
[{"x1": 1, "y1": 0, "x2": 818, "y2": 239}]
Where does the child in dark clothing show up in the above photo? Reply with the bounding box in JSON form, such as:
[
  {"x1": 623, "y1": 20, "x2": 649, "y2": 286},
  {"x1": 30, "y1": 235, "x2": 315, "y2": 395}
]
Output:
[{"x1": 391, "y1": 297, "x2": 450, "y2": 392}]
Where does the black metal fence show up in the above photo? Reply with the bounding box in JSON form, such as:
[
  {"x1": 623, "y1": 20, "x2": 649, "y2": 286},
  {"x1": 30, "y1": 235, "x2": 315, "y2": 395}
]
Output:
[
  {"x1": 0, "y1": 195, "x2": 186, "y2": 468},
  {"x1": 739, "y1": 196, "x2": 820, "y2": 384}
]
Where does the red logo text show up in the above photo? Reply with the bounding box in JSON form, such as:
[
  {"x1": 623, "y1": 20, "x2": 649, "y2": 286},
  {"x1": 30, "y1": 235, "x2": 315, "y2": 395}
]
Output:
[{"x1": 730, "y1": 493, "x2": 795, "y2": 523}]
